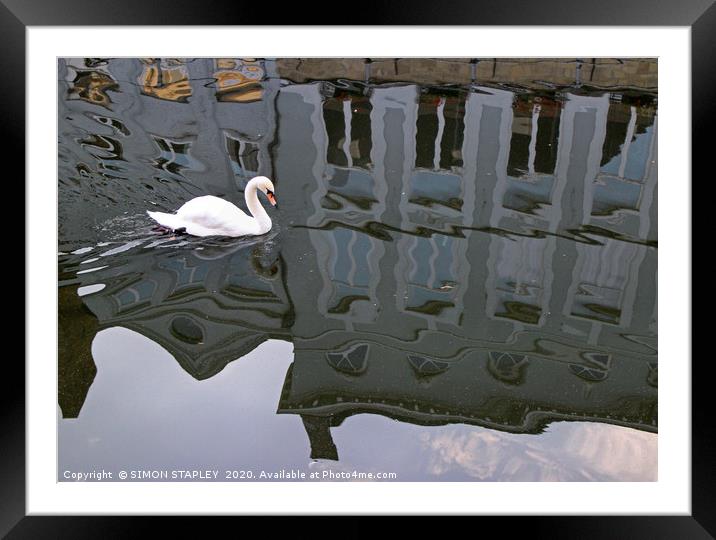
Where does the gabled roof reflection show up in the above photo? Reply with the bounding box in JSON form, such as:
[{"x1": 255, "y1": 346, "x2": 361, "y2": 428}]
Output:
[
  {"x1": 59, "y1": 234, "x2": 293, "y2": 395},
  {"x1": 278, "y1": 337, "x2": 656, "y2": 460}
]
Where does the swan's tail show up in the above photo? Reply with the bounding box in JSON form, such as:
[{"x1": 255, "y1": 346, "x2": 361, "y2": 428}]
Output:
[{"x1": 147, "y1": 210, "x2": 185, "y2": 231}]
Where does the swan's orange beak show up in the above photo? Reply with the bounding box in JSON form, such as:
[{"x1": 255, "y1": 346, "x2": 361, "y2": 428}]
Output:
[{"x1": 266, "y1": 190, "x2": 278, "y2": 208}]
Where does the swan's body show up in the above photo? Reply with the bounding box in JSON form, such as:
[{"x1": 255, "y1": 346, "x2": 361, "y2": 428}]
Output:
[{"x1": 147, "y1": 176, "x2": 277, "y2": 237}]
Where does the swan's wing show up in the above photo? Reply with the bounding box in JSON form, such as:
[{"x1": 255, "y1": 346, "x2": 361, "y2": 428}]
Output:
[
  {"x1": 175, "y1": 195, "x2": 254, "y2": 231},
  {"x1": 147, "y1": 210, "x2": 186, "y2": 230}
]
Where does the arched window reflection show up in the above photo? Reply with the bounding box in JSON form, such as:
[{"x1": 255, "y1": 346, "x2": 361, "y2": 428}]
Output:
[
  {"x1": 488, "y1": 352, "x2": 530, "y2": 385},
  {"x1": 112, "y1": 279, "x2": 158, "y2": 312}
]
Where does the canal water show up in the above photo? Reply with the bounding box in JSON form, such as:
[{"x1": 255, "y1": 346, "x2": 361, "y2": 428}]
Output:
[{"x1": 58, "y1": 58, "x2": 657, "y2": 481}]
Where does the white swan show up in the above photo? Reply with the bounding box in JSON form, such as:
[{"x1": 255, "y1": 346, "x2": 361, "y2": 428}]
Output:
[{"x1": 147, "y1": 176, "x2": 277, "y2": 237}]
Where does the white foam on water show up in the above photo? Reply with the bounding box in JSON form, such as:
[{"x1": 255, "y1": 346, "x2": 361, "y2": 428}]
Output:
[
  {"x1": 76, "y1": 265, "x2": 109, "y2": 275},
  {"x1": 100, "y1": 239, "x2": 145, "y2": 257},
  {"x1": 77, "y1": 283, "x2": 106, "y2": 296}
]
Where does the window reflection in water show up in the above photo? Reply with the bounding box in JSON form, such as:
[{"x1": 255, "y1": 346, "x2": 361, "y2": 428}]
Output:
[
  {"x1": 138, "y1": 58, "x2": 192, "y2": 103},
  {"x1": 213, "y1": 58, "x2": 264, "y2": 103}
]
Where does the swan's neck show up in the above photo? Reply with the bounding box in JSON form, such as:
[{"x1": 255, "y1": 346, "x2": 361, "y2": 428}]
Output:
[{"x1": 245, "y1": 180, "x2": 271, "y2": 234}]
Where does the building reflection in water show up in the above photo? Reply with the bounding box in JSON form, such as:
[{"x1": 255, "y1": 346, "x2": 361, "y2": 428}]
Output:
[
  {"x1": 64, "y1": 58, "x2": 120, "y2": 109},
  {"x1": 214, "y1": 58, "x2": 265, "y2": 103},
  {"x1": 138, "y1": 58, "x2": 193, "y2": 103},
  {"x1": 58, "y1": 58, "x2": 658, "y2": 466}
]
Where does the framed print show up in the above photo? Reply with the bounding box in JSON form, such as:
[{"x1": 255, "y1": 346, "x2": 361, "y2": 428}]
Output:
[{"x1": 7, "y1": 0, "x2": 709, "y2": 536}]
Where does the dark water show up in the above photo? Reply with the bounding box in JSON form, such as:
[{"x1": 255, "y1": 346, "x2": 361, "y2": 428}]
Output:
[{"x1": 58, "y1": 58, "x2": 657, "y2": 481}]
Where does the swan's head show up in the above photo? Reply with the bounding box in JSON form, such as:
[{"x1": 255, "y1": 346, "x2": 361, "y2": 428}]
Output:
[{"x1": 253, "y1": 176, "x2": 278, "y2": 208}]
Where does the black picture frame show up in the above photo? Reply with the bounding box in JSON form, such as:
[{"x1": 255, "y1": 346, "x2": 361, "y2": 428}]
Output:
[{"x1": 7, "y1": 0, "x2": 708, "y2": 536}]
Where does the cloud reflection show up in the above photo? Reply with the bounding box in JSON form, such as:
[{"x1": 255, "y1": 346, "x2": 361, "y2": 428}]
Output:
[{"x1": 420, "y1": 422, "x2": 657, "y2": 481}]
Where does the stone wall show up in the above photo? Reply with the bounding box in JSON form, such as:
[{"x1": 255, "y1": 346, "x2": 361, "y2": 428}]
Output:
[{"x1": 275, "y1": 58, "x2": 657, "y2": 90}]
